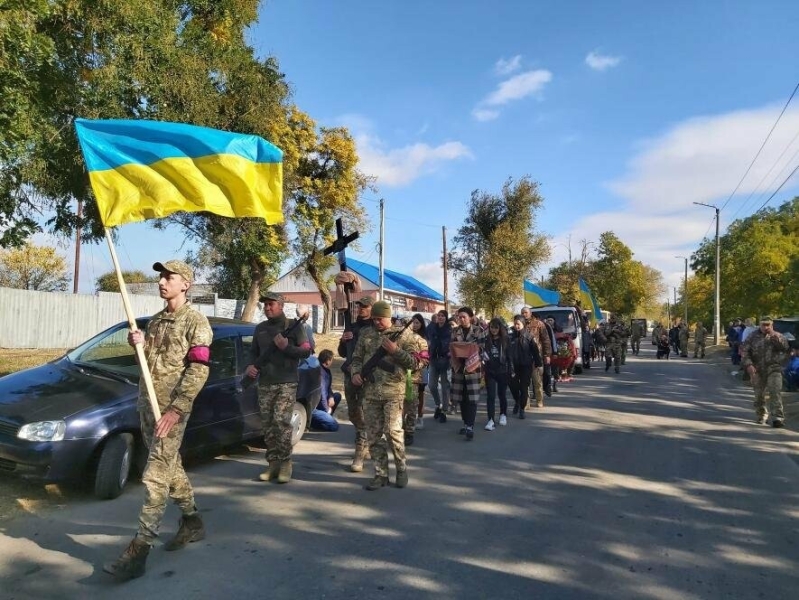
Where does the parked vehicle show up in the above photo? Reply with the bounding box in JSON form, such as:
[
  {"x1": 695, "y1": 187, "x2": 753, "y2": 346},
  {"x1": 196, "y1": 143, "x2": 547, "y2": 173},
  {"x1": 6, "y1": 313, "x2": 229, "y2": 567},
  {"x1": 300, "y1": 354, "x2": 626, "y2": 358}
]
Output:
[
  {"x1": 529, "y1": 305, "x2": 584, "y2": 374},
  {"x1": 0, "y1": 317, "x2": 320, "y2": 499},
  {"x1": 773, "y1": 316, "x2": 799, "y2": 341}
]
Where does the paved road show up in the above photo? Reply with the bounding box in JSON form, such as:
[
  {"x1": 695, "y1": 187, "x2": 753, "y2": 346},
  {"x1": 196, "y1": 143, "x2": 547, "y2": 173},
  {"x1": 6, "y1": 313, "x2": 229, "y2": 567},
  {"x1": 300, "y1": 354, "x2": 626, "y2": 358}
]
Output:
[{"x1": 2, "y1": 348, "x2": 799, "y2": 599}]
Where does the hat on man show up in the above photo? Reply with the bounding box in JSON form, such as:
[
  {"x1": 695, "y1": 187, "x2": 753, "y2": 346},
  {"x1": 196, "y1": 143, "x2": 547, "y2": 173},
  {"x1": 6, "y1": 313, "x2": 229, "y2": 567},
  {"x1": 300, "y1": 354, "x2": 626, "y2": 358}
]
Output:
[
  {"x1": 760, "y1": 315, "x2": 774, "y2": 324},
  {"x1": 259, "y1": 291, "x2": 286, "y2": 304},
  {"x1": 153, "y1": 260, "x2": 194, "y2": 284},
  {"x1": 355, "y1": 296, "x2": 374, "y2": 307},
  {"x1": 371, "y1": 300, "x2": 392, "y2": 318}
]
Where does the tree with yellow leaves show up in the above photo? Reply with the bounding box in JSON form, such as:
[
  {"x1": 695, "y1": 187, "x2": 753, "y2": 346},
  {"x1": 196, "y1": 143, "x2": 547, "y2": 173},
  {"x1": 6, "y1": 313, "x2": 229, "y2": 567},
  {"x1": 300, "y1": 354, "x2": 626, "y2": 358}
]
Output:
[{"x1": 0, "y1": 243, "x2": 69, "y2": 292}]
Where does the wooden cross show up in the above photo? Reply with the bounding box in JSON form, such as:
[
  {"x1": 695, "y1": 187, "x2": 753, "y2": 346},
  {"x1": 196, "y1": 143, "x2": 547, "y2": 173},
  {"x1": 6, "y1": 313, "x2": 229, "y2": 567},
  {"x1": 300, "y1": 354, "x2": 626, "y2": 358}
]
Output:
[{"x1": 323, "y1": 218, "x2": 359, "y2": 328}]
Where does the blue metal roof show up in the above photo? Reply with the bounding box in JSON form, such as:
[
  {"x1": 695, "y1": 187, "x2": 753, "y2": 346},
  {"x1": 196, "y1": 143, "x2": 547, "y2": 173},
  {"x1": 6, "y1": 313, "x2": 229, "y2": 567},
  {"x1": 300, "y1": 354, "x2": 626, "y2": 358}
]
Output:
[{"x1": 346, "y1": 258, "x2": 445, "y2": 302}]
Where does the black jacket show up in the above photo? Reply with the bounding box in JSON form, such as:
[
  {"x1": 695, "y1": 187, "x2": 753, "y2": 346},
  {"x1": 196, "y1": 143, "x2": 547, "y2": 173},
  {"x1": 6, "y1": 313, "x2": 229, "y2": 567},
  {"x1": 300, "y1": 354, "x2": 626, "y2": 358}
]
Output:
[
  {"x1": 250, "y1": 314, "x2": 311, "y2": 384},
  {"x1": 338, "y1": 316, "x2": 373, "y2": 374},
  {"x1": 509, "y1": 329, "x2": 542, "y2": 369},
  {"x1": 426, "y1": 322, "x2": 452, "y2": 364}
]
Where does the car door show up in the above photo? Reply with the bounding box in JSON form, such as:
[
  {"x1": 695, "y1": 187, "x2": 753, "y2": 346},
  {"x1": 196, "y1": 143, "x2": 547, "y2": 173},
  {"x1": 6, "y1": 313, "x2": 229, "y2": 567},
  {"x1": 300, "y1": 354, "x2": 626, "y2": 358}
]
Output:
[
  {"x1": 238, "y1": 333, "x2": 263, "y2": 439},
  {"x1": 182, "y1": 333, "x2": 244, "y2": 453}
]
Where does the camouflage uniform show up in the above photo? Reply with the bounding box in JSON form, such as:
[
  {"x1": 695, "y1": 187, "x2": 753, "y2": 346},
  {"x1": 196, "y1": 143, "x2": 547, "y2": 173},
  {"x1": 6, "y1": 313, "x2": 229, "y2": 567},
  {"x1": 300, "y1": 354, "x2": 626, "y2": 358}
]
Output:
[
  {"x1": 402, "y1": 331, "x2": 429, "y2": 438},
  {"x1": 137, "y1": 304, "x2": 213, "y2": 543},
  {"x1": 741, "y1": 328, "x2": 789, "y2": 423},
  {"x1": 526, "y1": 319, "x2": 552, "y2": 406},
  {"x1": 251, "y1": 314, "x2": 310, "y2": 469},
  {"x1": 338, "y1": 317, "x2": 373, "y2": 457},
  {"x1": 600, "y1": 320, "x2": 626, "y2": 372},
  {"x1": 350, "y1": 324, "x2": 419, "y2": 479},
  {"x1": 630, "y1": 321, "x2": 643, "y2": 355},
  {"x1": 693, "y1": 325, "x2": 708, "y2": 358},
  {"x1": 620, "y1": 327, "x2": 630, "y2": 365},
  {"x1": 678, "y1": 324, "x2": 689, "y2": 357}
]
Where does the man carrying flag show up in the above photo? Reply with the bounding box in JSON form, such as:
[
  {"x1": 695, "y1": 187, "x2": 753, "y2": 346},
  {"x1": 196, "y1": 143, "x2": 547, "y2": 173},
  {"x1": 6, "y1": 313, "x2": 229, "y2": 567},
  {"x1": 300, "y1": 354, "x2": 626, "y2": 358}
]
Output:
[{"x1": 75, "y1": 118, "x2": 284, "y2": 581}]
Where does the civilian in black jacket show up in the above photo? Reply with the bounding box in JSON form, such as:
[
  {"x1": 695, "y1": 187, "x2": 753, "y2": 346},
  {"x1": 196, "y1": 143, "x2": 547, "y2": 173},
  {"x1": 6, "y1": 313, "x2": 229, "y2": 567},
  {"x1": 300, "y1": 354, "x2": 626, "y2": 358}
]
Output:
[
  {"x1": 509, "y1": 315, "x2": 542, "y2": 419},
  {"x1": 426, "y1": 310, "x2": 452, "y2": 422}
]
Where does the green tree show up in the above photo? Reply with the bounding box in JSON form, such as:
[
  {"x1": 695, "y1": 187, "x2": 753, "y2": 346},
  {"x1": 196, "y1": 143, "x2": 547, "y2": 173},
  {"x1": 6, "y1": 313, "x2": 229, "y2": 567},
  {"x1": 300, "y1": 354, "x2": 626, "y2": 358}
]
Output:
[
  {"x1": 449, "y1": 177, "x2": 550, "y2": 316},
  {"x1": 0, "y1": 243, "x2": 69, "y2": 291},
  {"x1": 591, "y1": 232, "x2": 655, "y2": 317},
  {"x1": 95, "y1": 269, "x2": 156, "y2": 292},
  {"x1": 692, "y1": 197, "x2": 799, "y2": 321}
]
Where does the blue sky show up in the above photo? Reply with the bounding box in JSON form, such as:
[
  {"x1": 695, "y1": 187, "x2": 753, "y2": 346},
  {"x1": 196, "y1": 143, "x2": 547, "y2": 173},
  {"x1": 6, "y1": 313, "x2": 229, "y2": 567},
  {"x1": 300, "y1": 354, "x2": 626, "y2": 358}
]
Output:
[{"x1": 68, "y1": 1, "x2": 799, "y2": 299}]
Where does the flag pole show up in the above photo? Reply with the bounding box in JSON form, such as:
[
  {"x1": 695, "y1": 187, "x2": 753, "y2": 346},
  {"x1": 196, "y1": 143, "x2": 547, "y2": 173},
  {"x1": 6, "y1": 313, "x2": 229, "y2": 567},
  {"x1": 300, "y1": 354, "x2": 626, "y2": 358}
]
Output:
[{"x1": 104, "y1": 228, "x2": 162, "y2": 421}]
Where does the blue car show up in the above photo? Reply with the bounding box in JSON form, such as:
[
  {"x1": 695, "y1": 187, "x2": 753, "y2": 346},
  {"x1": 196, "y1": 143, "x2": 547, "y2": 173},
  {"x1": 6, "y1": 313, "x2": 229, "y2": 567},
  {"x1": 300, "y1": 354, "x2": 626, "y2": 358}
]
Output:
[{"x1": 0, "y1": 317, "x2": 320, "y2": 499}]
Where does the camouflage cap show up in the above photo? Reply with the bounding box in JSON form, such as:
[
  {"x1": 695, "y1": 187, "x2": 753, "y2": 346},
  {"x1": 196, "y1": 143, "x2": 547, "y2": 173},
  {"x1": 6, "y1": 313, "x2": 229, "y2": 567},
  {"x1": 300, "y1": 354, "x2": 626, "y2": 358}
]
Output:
[
  {"x1": 259, "y1": 291, "x2": 286, "y2": 303},
  {"x1": 153, "y1": 260, "x2": 193, "y2": 283},
  {"x1": 760, "y1": 315, "x2": 774, "y2": 324},
  {"x1": 371, "y1": 300, "x2": 392, "y2": 318},
  {"x1": 355, "y1": 296, "x2": 374, "y2": 306}
]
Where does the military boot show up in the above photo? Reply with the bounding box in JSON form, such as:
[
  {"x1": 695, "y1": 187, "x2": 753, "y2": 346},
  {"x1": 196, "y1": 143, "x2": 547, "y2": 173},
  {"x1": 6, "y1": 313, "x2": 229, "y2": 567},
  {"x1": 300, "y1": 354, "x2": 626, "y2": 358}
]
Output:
[
  {"x1": 350, "y1": 446, "x2": 367, "y2": 473},
  {"x1": 258, "y1": 462, "x2": 281, "y2": 482},
  {"x1": 164, "y1": 512, "x2": 205, "y2": 551},
  {"x1": 103, "y1": 537, "x2": 150, "y2": 582},
  {"x1": 364, "y1": 475, "x2": 388, "y2": 491},
  {"x1": 277, "y1": 460, "x2": 293, "y2": 483},
  {"x1": 395, "y1": 469, "x2": 409, "y2": 488}
]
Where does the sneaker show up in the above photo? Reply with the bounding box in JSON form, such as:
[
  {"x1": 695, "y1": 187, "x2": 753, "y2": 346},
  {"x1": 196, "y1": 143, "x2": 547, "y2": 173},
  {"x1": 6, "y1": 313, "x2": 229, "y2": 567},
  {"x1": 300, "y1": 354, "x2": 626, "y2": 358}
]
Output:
[
  {"x1": 484, "y1": 419, "x2": 495, "y2": 431},
  {"x1": 447, "y1": 406, "x2": 456, "y2": 415},
  {"x1": 499, "y1": 414, "x2": 508, "y2": 426},
  {"x1": 614, "y1": 367, "x2": 620, "y2": 374},
  {"x1": 458, "y1": 426, "x2": 467, "y2": 435},
  {"x1": 773, "y1": 419, "x2": 785, "y2": 429},
  {"x1": 512, "y1": 404, "x2": 519, "y2": 415},
  {"x1": 519, "y1": 409, "x2": 525, "y2": 420},
  {"x1": 465, "y1": 426, "x2": 474, "y2": 440},
  {"x1": 433, "y1": 407, "x2": 442, "y2": 422},
  {"x1": 416, "y1": 416, "x2": 424, "y2": 430},
  {"x1": 439, "y1": 413, "x2": 447, "y2": 423}
]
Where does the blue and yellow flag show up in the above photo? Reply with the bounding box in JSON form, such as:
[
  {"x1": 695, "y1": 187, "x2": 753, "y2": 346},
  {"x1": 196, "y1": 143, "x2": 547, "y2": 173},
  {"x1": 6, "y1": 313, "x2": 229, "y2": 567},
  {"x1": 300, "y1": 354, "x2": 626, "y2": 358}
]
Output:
[
  {"x1": 579, "y1": 278, "x2": 602, "y2": 324},
  {"x1": 74, "y1": 119, "x2": 283, "y2": 227},
  {"x1": 523, "y1": 280, "x2": 561, "y2": 308}
]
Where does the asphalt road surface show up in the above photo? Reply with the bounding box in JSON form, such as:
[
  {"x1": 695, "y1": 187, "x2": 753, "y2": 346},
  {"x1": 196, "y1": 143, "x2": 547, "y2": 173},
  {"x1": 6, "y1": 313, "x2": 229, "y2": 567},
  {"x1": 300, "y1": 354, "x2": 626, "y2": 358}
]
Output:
[{"x1": 2, "y1": 347, "x2": 798, "y2": 600}]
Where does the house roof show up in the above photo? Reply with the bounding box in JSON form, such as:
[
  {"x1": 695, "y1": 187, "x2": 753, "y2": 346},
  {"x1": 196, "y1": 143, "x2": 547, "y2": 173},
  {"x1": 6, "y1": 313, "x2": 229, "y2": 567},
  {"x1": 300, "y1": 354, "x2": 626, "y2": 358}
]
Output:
[{"x1": 346, "y1": 258, "x2": 444, "y2": 302}]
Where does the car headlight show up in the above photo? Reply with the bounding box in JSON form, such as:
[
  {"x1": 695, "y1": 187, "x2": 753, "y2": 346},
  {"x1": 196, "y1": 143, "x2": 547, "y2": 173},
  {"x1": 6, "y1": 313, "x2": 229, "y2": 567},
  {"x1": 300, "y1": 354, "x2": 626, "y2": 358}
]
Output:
[{"x1": 17, "y1": 420, "x2": 66, "y2": 442}]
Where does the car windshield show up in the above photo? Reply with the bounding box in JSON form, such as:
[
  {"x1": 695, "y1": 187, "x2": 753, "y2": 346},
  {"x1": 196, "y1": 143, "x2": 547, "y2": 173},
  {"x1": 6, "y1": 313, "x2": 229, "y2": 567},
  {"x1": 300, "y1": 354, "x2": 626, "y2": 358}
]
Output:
[
  {"x1": 67, "y1": 322, "x2": 143, "y2": 379},
  {"x1": 532, "y1": 310, "x2": 577, "y2": 334}
]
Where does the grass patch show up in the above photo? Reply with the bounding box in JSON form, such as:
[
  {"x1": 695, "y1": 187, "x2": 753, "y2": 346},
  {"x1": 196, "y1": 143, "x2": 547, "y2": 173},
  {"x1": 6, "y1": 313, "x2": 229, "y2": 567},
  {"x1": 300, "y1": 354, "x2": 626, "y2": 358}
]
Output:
[{"x1": 0, "y1": 349, "x2": 66, "y2": 378}]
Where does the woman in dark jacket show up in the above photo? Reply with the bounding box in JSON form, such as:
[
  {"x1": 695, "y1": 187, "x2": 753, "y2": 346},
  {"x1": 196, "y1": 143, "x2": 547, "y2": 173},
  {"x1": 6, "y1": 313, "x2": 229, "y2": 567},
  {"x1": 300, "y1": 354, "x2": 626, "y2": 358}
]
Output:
[
  {"x1": 508, "y1": 314, "x2": 542, "y2": 419},
  {"x1": 483, "y1": 317, "x2": 511, "y2": 430},
  {"x1": 427, "y1": 310, "x2": 452, "y2": 421}
]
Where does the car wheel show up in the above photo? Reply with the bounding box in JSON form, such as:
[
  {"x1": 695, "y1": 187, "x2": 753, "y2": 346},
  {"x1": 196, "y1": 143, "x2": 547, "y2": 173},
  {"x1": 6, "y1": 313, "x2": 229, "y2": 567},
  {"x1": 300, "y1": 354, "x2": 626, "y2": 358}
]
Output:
[
  {"x1": 94, "y1": 433, "x2": 134, "y2": 500},
  {"x1": 290, "y1": 401, "x2": 307, "y2": 447}
]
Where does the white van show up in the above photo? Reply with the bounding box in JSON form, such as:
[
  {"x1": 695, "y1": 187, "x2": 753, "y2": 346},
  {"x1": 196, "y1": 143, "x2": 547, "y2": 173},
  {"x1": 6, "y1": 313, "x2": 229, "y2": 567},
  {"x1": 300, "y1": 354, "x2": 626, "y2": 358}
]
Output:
[{"x1": 529, "y1": 305, "x2": 584, "y2": 374}]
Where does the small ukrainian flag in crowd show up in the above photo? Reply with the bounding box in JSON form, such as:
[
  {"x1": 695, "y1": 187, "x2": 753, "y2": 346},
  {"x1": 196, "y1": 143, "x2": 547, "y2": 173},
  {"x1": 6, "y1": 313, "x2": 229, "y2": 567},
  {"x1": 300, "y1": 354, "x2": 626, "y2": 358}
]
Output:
[
  {"x1": 579, "y1": 278, "x2": 602, "y2": 324},
  {"x1": 523, "y1": 280, "x2": 561, "y2": 308},
  {"x1": 74, "y1": 119, "x2": 284, "y2": 227}
]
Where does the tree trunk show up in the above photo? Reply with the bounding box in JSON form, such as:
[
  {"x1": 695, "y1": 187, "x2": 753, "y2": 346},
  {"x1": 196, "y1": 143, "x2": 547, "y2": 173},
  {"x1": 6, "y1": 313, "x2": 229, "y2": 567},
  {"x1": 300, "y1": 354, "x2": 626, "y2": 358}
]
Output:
[
  {"x1": 240, "y1": 259, "x2": 264, "y2": 322},
  {"x1": 307, "y1": 261, "x2": 333, "y2": 334}
]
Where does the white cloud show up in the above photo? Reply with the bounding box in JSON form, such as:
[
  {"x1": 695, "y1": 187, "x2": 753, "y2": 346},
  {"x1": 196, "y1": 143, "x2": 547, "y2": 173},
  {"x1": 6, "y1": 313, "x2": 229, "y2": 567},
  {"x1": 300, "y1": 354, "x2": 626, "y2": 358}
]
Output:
[
  {"x1": 412, "y1": 262, "x2": 445, "y2": 294},
  {"x1": 585, "y1": 50, "x2": 622, "y2": 71},
  {"x1": 494, "y1": 55, "x2": 523, "y2": 76},
  {"x1": 472, "y1": 69, "x2": 553, "y2": 121},
  {"x1": 356, "y1": 134, "x2": 473, "y2": 187},
  {"x1": 551, "y1": 104, "x2": 799, "y2": 295},
  {"x1": 471, "y1": 108, "x2": 500, "y2": 122}
]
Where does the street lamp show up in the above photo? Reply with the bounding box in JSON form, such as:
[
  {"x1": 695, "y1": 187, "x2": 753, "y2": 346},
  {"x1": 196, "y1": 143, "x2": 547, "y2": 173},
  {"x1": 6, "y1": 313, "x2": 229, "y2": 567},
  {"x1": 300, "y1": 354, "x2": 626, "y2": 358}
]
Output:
[
  {"x1": 693, "y1": 202, "x2": 721, "y2": 345},
  {"x1": 675, "y1": 255, "x2": 688, "y2": 325}
]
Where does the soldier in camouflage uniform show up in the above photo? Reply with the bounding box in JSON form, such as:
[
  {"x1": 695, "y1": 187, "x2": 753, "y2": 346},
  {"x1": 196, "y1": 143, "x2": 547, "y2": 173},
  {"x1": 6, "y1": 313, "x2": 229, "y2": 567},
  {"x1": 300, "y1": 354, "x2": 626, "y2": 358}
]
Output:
[
  {"x1": 678, "y1": 322, "x2": 689, "y2": 357},
  {"x1": 600, "y1": 314, "x2": 625, "y2": 374},
  {"x1": 246, "y1": 292, "x2": 311, "y2": 484},
  {"x1": 104, "y1": 260, "x2": 213, "y2": 582},
  {"x1": 693, "y1": 321, "x2": 708, "y2": 358},
  {"x1": 741, "y1": 316, "x2": 790, "y2": 427},
  {"x1": 338, "y1": 297, "x2": 374, "y2": 472},
  {"x1": 350, "y1": 300, "x2": 421, "y2": 490},
  {"x1": 630, "y1": 320, "x2": 643, "y2": 356}
]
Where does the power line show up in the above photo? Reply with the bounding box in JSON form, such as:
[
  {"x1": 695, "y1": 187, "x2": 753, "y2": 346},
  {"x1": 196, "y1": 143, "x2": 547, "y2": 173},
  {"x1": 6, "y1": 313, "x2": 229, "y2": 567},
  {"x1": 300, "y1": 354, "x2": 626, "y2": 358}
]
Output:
[
  {"x1": 753, "y1": 160, "x2": 799, "y2": 213},
  {"x1": 719, "y1": 80, "x2": 799, "y2": 213},
  {"x1": 729, "y1": 125, "x2": 799, "y2": 221}
]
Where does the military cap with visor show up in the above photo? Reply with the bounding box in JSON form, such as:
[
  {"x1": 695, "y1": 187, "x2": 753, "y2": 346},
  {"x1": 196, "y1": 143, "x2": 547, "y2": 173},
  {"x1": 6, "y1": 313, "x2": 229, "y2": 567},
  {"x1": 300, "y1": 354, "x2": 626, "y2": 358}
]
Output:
[
  {"x1": 153, "y1": 260, "x2": 194, "y2": 284},
  {"x1": 355, "y1": 296, "x2": 374, "y2": 307},
  {"x1": 259, "y1": 291, "x2": 286, "y2": 303}
]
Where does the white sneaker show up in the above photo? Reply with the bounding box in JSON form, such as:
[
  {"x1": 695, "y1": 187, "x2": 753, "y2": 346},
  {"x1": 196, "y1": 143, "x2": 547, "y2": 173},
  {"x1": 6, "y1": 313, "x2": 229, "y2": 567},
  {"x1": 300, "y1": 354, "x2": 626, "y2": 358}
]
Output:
[
  {"x1": 416, "y1": 416, "x2": 424, "y2": 429},
  {"x1": 484, "y1": 419, "x2": 495, "y2": 431},
  {"x1": 499, "y1": 414, "x2": 508, "y2": 426}
]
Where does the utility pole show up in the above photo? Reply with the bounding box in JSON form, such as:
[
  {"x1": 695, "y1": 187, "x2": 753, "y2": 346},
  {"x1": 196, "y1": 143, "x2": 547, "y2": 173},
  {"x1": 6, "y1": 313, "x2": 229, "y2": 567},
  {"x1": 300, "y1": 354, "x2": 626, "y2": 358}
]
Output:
[
  {"x1": 676, "y1": 255, "x2": 688, "y2": 325},
  {"x1": 73, "y1": 200, "x2": 82, "y2": 294},
  {"x1": 378, "y1": 198, "x2": 385, "y2": 300},
  {"x1": 693, "y1": 202, "x2": 721, "y2": 344},
  {"x1": 673, "y1": 287, "x2": 678, "y2": 321},
  {"x1": 442, "y1": 226, "x2": 449, "y2": 314}
]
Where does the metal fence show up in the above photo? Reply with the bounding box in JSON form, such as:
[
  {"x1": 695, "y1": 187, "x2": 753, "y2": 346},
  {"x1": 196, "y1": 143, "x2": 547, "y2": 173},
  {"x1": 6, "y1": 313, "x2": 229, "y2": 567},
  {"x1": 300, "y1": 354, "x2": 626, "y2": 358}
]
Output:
[{"x1": 0, "y1": 287, "x2": 324, "y2": 349}]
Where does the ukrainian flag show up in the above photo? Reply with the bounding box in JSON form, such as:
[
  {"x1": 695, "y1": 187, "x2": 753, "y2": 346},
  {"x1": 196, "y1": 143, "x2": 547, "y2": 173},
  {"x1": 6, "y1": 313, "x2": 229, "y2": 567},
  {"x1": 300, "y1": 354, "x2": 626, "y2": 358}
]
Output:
[
  {"x1": 74, "y1": 119, "x2": 283, "y2": 227},
  {"x1": 523, "y1": 280, "x2": 561, "y2": 308},
  {"x1": 579, "y1": 278, "x2": 602, "y2": 324}
]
